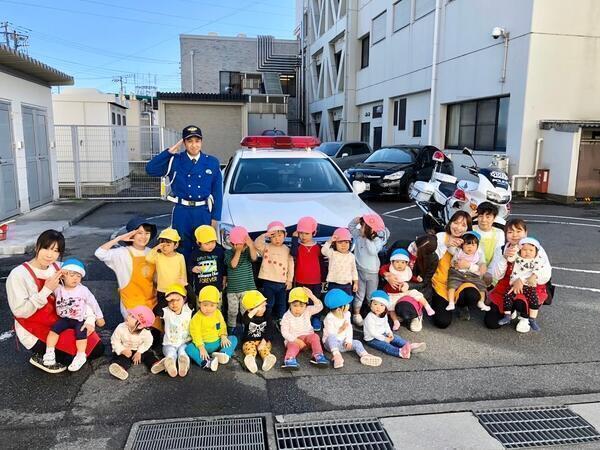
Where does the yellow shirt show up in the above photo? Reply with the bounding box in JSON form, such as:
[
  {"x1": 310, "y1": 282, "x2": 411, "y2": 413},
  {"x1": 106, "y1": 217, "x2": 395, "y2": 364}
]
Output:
[
  {"x1": 145, "y1": 250, "x2": 187, "y2": 293},
  {"x1": 189, "y1": 309, "x2": 227, "y2": 347}
]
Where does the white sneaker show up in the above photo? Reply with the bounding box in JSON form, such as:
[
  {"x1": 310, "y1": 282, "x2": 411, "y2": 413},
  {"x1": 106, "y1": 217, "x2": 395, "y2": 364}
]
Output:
[
  {"x1": 409, "y1": 316, "x2": 423, "y2": 332},
  {"x1": 477, "y1": 300, "x2": 491, "y2": 312},
  {"x1": 516, "y1": 317, "x2": 531, "y2": 333},
  {"x1": 212, "y1": 352, "x2": 230, "y2": 364},
  {"x1": 67, "y1": 353, "x2": 87, "y2": 372},
  {"x1": 262, "y1": 354, "x2": 277, "y2": 372},
  {"x1": 150, "y1": 358, "x2": 166, "y2": 374},
  {"x1": 352, "y1": 314, "x2": 364, "y2": 327},
  {"x1": 164, "y1": 357, "x2": 178, "y2": 377},
  {"x1": 43, "y1": 351, "x2": 56, "y2": 367},
  {"x1": 511, "y1": 310, "x2": 518, "y2": 320},
  {"x1": 109, "y1": 363, "x2": 129, "y2": 380},
  {"x1": 244, "y1": 355, "x2": 258, "y2": 374},
  {"x1": 446, "y1": 302, "x2": 456, "y2": 311}
]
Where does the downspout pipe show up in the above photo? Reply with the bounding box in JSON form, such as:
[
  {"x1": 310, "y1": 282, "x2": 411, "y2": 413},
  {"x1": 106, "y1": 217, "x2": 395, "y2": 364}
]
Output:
[
  {"x1": 190, "y1": 50, "x2": 195, "y2": 92},
  {"x1": 512, "y1": 137, "x2": 543, "y2": 197},
  {"x1": 427, "y1": 0, "x2": 442, "y2": 145}
]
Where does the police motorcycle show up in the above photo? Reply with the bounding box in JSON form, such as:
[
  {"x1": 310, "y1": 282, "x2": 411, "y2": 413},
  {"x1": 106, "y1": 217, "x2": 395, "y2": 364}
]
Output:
[{"x1": 409, "y1": 147, "x2": 511, "y2": 233}]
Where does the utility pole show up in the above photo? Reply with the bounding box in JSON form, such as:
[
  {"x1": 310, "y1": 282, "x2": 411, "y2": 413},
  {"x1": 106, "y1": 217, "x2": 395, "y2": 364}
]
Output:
[{"x1": 0, "y1": 22, "x2": 29, "y2": 52}]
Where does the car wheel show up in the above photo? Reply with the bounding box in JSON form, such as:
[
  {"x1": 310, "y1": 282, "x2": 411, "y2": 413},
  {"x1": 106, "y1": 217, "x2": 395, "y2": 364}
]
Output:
[{"x1": 403, "y1": 180, "x2": 415, "y2": 202}]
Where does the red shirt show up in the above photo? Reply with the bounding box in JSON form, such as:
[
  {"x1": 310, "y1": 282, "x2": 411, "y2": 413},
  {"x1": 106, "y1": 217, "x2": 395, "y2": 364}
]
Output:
[{"x1": 295, "y1": 243, "x2": 323, "y2": 285}]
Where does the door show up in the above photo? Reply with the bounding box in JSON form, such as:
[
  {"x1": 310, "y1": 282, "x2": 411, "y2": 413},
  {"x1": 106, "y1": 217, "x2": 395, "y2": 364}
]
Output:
[
  {"x1": 373, "y1": 126, "x2": 382, "y2": 150},
  {"x1": 360, "y1": 122, "x2": 370, "y2": 144},
  {"x1": 23, "y1": 106, "x2": 52, "y2": 208},
  {"x1": 575, "y1": 140, "x2": 600, "y2": 198},
  {"x1": 0, "y1": 102, "x2": 19, "y2": 220}
]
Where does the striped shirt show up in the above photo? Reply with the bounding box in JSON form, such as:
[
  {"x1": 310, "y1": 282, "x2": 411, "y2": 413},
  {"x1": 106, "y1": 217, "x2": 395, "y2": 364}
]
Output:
[{"x1": 225, "y1": 248, "x2": 256, "y2": 293}]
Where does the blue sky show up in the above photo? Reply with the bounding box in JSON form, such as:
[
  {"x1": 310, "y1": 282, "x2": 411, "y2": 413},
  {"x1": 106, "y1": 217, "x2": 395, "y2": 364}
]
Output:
[{"x1": 0, "y1": 0, "x2": 296, "y2": 93}]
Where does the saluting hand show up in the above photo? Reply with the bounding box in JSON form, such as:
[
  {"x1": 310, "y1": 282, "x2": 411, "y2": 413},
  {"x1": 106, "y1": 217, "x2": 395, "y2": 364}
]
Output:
[{"x1": 168, "y1": 139, "x2": 183, "y2": 155}]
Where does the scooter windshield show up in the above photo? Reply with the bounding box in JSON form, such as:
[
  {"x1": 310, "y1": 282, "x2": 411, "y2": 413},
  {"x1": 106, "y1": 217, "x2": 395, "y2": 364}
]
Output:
[{"x1": 480, "y1": 168, "x2": 510, "y2": 189}]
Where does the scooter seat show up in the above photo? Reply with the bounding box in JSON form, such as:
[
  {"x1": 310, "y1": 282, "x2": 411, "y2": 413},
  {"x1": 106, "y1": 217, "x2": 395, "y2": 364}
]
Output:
[{"x1": 438, "y1": 181, "x2": 457, "y2": 198}]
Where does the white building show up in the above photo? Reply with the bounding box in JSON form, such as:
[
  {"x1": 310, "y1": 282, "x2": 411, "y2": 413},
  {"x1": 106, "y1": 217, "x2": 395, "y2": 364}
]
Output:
[
  {"x1": 0, "y1": 45, "x2": 73, "y2": 221},
  {"x1": 297, "y1": 0, "x2": 600, "y2": 201}
]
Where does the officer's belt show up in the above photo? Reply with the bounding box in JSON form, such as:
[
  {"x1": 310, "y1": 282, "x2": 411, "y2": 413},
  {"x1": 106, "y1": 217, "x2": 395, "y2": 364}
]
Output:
[{"x1": 167, "y1": 195, "x2": 207, "y2": 207}]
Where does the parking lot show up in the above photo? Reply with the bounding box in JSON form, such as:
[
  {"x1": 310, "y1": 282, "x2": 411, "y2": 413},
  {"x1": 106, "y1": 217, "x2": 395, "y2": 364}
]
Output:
[{"x1": 0, "y1": 199, "x2": 599, "y2": 448}]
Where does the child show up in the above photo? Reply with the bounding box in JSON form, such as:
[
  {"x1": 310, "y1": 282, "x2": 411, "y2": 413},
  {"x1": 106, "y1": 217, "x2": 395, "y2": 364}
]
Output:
[
  {"x1": 363, "y1": 290, "x2": 426, "y2": 358},
  {"x1": 446, "y1": 231, "x2": 490, "y2": 312},
  {"x1": 499, "y1": 237, "x2": 551, "y2": 331},
  {"x1": 255, "y1": 221, "x2": 294, "y2": 320},
  {"x1": 224, "y1": 226, "x2": 258, "y2": 332},
  {"x1": 322, "y1": 289, "x2": 382, "y2": 369},
  {"x1": 291, "y1": 216, "x2": 326, "y2": 330},
  {"x1": 161, "y1": 284, "x2": 193, "y2": 377},
  {"x1": 349, "y1": 214, "x2": 387, "y2": 327},
  {"x1": 280, "y1": 287, "x2": 329, "y2": 369},
  {"x1": 109, "y1": 306, "x2": 156, "y2": 380},
  {"x1": 380, "y1": 249, "x2": 435, "y2": 331},
  {"x1": 474, "y1": 202, "x2": 505, "y2": 284},
  {"x1": 321, "y1": 227, "x2": 358, "y2": 306},
  {"x1": 190, "y1": 225, "x2": 226, "y2": 309},
  {"x1": 185, "y1": 285, "x2": 238, "y2": 371},
  {"x1": 43, "y1": 258, "x2": 103, "y2": 372},
  {"x1": 240, "y1": 290, "x2": 277, "y2": 373},
  {"x1": 145, "y1": 228, "x2": 187, "y2": 316}
]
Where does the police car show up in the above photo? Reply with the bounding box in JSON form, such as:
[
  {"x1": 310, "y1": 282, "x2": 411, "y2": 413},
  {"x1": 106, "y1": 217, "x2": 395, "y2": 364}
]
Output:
[{"x1": 218, "y1": 135, "x2": 378, "y2": 246}]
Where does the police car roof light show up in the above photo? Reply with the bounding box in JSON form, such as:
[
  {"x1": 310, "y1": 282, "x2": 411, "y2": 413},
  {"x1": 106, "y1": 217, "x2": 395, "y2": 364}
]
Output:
[
  {"x1": 240, "y1": 136, "x2": 321, "y2": 149},
  {"x1": 432, "y1": 150, "x2": 446, "y2": 162}
]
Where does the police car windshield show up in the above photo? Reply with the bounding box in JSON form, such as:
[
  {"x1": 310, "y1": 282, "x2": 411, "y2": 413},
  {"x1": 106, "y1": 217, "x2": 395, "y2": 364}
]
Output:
[{"x1": 230, "y1": 157, "x2": 351, "y2": 194}]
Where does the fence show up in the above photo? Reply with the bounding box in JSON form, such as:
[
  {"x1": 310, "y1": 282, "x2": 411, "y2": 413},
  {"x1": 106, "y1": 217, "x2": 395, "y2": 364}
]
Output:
[{"x1": 55, "y1": 125, "x2": 179, "y2": 199}]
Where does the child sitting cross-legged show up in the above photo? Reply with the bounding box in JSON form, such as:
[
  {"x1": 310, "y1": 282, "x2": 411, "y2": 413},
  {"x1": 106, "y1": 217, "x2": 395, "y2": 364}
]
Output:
[
  {"x1": 280, "y1": 287, "x2": 329, "y2": 370},
  {"x1": 240, "y1": 290, "x2": 277, "y2": 373},
  {"x1": 322, "y1": 289, "x2": 382, "y2": 369},
  {"x1": 161, "y1": 284, "x2": 193, "y2": 378},
  {"x1": 185, "y1": 286, "x2": 238, "y2": 372}
]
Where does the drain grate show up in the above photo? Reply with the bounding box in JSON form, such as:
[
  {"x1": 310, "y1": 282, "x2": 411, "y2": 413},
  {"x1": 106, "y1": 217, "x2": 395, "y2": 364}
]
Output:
[
  {"x1": 275, "y1": 418, "x2": 394, "y2": 450},
  {"x1": 475, "y1": 406, "x2": 600, "y2": 448},
  {"x1": 126, "y1": 416, "x2": 266, "y2": 450}
]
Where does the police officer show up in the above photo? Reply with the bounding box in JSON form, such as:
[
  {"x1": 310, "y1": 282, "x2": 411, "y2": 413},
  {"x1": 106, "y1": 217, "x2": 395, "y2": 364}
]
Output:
[{"x1": 146, "y1": 125, "x2": 222, "y2": 261}]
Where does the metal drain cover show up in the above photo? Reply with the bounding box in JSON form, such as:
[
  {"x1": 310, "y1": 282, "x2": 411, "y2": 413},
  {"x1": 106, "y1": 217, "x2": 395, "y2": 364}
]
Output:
[
  {"x1": 275, "y1": 417, "x2": 394, "y2": 450},
  {"x1": 125, "y1": 416, "x2": 266, "y2": 450},
  {"x1": 475, "y1": 406, "x2": 600, "y2": 448}
]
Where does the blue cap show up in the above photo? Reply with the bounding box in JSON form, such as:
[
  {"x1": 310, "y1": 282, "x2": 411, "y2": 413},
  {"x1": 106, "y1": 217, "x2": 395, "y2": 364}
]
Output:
[
  {"x1": 370, "y1": 290, "x2": 390, "y2": 308},
  {"x1": 62, "y1": 258, "x2": 86, "y2": 277},
  {"x1": 126, "y1": 216, "x2": 157, "y2": 240},
  {"x1": 462, "y1": 230, "x2": 481, "y2": 241},
  {"x1": 390, "y1": 248, "x2": 410, "y2": 262},
  {"x1": 324, "y1": 289, "x2": 353, "y2": 309}
]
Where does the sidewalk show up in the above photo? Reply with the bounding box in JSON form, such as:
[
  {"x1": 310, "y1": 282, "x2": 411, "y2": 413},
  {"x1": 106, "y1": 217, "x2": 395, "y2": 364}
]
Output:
[{"x1": 0, "y1": 200, "x2": 105, "y2": 256}]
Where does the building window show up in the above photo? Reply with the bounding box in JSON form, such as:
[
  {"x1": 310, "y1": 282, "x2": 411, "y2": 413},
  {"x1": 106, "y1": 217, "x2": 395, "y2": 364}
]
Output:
[
  {"x1": 219, "y1": 71, "x2": 241, "y2": 95},
  {"x1": 280, "y1": 74, "x2": 296, "y2": 97},
  {"x1": 372, "y1": 105, "x2": 383, "y2": 119},
  {"x1": 360, "y1": 34, "x2": 370, "y2": 69},
  {"x1": 122, "y1": 115, "x2": 126, "y2": 126},
  {"x1": 413, "y1": 120, "x2": 422, "y2": 138},
  {"x1": 117, "y1": 114, "x2": 122, "y2": 126},
  {"x1": 361, "y1": 122, "x2": 370, "y2": 143},
  {"x1": 111, "y1": 112, "x2": 116, "y2": 125},
  {"x1": 372, "y1": 11, "x2": 387, "y2": 44},
  {"x1": 334, "y1": 50, "x2": 342, "y2": 73},
  {"x1": 393, "y1": 98, "x2": 407, "y2": 130},
  {"x1": 445, "y1": 96, "x2": 509, "y2": 151},
  {"x1": 393, "y1": 0, "x2": 410, "y2": 31},
  {"x1": 415, "y1": 0, "x2": 435, "y2": 19}
]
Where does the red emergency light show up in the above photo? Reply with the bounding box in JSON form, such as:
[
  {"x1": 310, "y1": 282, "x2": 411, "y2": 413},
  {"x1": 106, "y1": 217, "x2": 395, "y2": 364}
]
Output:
[{"x1": 240, "y1": 135, "x2": 321, "y2": 149}]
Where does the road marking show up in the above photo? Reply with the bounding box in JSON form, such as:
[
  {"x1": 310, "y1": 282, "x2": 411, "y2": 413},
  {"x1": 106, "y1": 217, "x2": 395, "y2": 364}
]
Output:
[
  {"x1": 553, "y1": 266, "x2": 600, "y2": 274},
  {"x1": 553, "y1": 283, "x2": 600, "y2": 294},
  {"x1": 526, "y1": 220, "x2": 600, "y2": 229},
  {"x1": 0, "y1": 330, "x2": 14, "y2": 342},
  {"x1": 146, "y1": 213, "x2": 171, "y2": 221},
  {"x1": 519, "y1": 214, "x2": 600, "y2": 223},
  {"x1": 383, "y1": 205, "x2": 416, "y2": 215},
  {"x1": 382, "y1": 214, "x2": 421, "y2": 222}
]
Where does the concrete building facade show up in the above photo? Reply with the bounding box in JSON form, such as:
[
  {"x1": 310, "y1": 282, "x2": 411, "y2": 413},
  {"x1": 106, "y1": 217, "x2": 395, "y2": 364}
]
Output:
[{"x1": 296, "y1": 0, "x2": 600, "y2": 201}]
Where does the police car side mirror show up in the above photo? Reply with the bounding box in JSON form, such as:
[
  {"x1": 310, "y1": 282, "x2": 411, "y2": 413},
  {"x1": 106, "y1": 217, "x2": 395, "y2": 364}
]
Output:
[
  {"x1": 341, "y1": 152, "x2": 349, "y2": 158},
  {"x1": 352, "y1": 180, "x2": 367, "y2": 194}
]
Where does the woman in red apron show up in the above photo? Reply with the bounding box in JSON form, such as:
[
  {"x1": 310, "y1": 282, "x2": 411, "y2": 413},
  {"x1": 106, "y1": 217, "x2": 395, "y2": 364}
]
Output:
[{"x1": 6, "y1": 230, "x2": 104, "y2": 373}]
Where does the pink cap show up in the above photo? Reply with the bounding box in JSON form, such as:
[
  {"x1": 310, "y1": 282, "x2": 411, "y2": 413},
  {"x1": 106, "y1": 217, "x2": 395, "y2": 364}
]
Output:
[
  {"x1": 128, "y1": 305, "x2": 155, "y2": 328},
  {"x1": 333, "y1": 227, "x2": 352, "y2": 242},
  {"x1": 297, "y1": 216, "x2": 317, "y2": 234},
  {"x1": 362, "y1": 213, "x2": 385, "y2": 233},
  {"x1": 267, "y1": 221, "x2": 286, "y2": 233},
  {"x1": 229, "y1": 226, "x2": 248, "y2": 245}
]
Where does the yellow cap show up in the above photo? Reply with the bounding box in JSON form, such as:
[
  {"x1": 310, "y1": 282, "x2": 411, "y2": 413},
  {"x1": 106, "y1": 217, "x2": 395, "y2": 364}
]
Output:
[
  {"x1": 165, "y1": 283, "x2": 186, "y2": 298},
  {"x1": 158, "y1": 227, "x2": 181, "y2": 242},
  {"x1": 194, "y1": 225, "x2": 217, "y2": 244},
  {"x1": 242, "y1": 290, "x2": 267, "y2": 311},
  {"x1": 198, "y1": 285, "x2": 220, "y2": 304},
  {"x1": 288, "y1": 287, "x2": 309, "y2": 303}
]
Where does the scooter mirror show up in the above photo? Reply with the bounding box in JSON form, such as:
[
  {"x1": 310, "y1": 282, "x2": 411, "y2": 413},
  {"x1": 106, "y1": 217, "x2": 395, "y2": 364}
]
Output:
[{"x1": 462, "y1": 147, "x2": 473, "y2": 156}]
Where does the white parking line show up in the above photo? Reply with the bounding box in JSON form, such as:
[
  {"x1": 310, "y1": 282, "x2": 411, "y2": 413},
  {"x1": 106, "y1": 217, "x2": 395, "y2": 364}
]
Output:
[
  {"x1": 519, "y1": 214, "x2": 600, "y2": 223},
  {"x1": 553, "y1": 267, "x2": 600, "y2": 274},
  {"x1": 383, "y1": 205, "x2": 416, "y2": 215},
  {"x1": 553, "y1": 284, "x2": 600, "y2": 294},
  {"x1": 526, "y1": 220, "x2": 600, "y2": 228},
  {"x1": 382, "y1": 214, "x2": 421, "y2": 222},
  {"x1": 0, "y1": 330, "x2": 14, "y2": 342}
]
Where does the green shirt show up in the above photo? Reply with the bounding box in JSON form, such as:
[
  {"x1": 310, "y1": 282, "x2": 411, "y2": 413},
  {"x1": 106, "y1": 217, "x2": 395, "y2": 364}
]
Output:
[{"x1": 225, "y1": 248, "x2": 256, "y2": 293}]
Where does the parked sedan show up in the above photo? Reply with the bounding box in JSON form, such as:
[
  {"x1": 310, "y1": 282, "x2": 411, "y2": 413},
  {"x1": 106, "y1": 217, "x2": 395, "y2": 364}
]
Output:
[
  {"x1": 316, "y1": 141, "x2": 372, "y2": 170},
  {"x1": 343, "y1": 145, "x2": 454, "y2": 198}
]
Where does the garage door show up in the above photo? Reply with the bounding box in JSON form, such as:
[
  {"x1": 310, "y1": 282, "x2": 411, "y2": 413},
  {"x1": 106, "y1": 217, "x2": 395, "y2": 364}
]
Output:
[
  {"x1": 23, "y1": 106, "x2": 53, "y2": 209},
  {"x1": 0, "y1": 102, "x2": 19, "y2": 221}
]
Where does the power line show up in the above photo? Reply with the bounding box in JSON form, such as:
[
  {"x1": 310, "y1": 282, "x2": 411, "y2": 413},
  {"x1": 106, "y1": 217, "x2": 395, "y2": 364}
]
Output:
[{"x1": 1, "y1": 21, "x2": 29, "y2": 52}]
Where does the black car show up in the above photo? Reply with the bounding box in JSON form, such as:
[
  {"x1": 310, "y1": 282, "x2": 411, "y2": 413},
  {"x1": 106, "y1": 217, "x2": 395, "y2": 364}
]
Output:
[
  {"x1": 344, "y1": 145, "x2": 453, "y2": 198},
  {"x1": 316, "y1": 141, "x2": 372, "y2": 170}
]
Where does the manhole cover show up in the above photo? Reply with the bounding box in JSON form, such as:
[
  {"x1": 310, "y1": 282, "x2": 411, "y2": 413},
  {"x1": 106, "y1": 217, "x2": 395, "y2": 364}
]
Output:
[
  {"x1": 125, "y1": 416, "x2": 266, "y2": 450},
  {"x1": 475, "y1": 406, "x2": 600, "y2": 448},
  {"x1": 275, "y1": 417, "x2": 394, "y2": 450}
]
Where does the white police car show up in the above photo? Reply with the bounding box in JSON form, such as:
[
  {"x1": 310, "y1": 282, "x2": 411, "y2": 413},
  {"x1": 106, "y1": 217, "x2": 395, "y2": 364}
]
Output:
[{"x1": 218, "y1": 136, "x2": 377, "y2": 245}]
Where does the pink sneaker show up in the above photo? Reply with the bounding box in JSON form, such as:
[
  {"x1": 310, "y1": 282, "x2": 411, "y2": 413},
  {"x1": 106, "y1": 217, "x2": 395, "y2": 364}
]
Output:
[
  {"x1": 332, "y1": 352, "x2": 344, "y2": 369},
  {"x1": 399, "y1": 344, "x2": 411, "y2": 359},
  {"x1": 392, "y1": 320, "x2": 401, "y2": 331}
]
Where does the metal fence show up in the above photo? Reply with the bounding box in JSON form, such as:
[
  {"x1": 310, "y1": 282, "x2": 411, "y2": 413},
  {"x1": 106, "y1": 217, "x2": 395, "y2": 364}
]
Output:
[{"x1": 55, "y1": 125, "x2": 179, "y2": 199}]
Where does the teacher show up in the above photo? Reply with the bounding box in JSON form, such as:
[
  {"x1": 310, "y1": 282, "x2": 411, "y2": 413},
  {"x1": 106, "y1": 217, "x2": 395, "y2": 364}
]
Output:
[{"x1": 146, "y1": 125, "x2": 223, "y2": 262}]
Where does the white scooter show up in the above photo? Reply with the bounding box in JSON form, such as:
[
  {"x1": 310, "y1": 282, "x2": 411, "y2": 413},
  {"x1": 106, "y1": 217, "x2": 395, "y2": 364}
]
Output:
[{"x1": 409, "y1": 148, "x2": 511, "y2": 232}]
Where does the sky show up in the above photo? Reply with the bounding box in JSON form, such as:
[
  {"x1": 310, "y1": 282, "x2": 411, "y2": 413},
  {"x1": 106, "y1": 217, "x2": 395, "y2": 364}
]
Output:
[{"x1": 0, "y1": 0, "x2": 297, "y2": 93}]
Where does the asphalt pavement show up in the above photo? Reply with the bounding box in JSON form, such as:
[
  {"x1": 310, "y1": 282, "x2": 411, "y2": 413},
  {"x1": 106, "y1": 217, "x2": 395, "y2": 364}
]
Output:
[{"x1": 1, "y1": 199, "x2": 599, "y2": 449}]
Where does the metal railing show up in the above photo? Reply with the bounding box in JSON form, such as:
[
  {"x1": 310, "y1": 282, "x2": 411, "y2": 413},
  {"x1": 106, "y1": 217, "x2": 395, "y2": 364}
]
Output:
[{"x1": 55, "y1": 125, "x2": 179, "y2": 200}]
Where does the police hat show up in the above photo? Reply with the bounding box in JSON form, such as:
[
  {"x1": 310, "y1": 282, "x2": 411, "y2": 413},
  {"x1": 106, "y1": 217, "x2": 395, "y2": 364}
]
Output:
[{"x1": 182, "y1": 125, "x2": 202, "y2": 140}]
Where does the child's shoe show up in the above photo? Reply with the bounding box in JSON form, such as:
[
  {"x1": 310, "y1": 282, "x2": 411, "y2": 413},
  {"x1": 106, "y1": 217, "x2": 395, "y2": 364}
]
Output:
[
  {"x1": 311, "y1": 315, "x2": 322, "y2": 331},
  {"x1": 164, "y1": 357, "x2": 178, "y2": 377},
  {"x1": 202, "y1": 357, "x2": 219, "y2": 371},
  {"x1": 409, "y1": 316, "x2": 423, "y2": 332},
  {"x1": 425, "y1": 305, "x2": 436, "y2": 316},
  {"x1": 68, "y1": 352, "x2": 87, "y2": 372},
  {"x1": 178, "y1": 354, "x2": 190, "y2": 377},
  {"x1": 244, "y1": 355, "x2": 258, "y2": 374},
  {"x1": 516, "y1": 317, "x2": 531, "y2": 333},
  {"x1": 43, "y1": 350, "x2": 56, "y2": 367},
  {"x1": 360, "y1": 353, "x2": 382, "y2": 367},
  {"x1": 282, "y1": 358, "x2": 299, "y2": 370},
  {"x1": 399, "y1": 344, "x2": 411, "y2": 359},
  {"x1": 332, "y1": 352, "x2": 344, "y2": 369},
  {"x1": 477, "y1": 300, "x2": 491, "y2": 312},
  {"x1": 262, "y1": 354, "x2": 277, "y2": 372},
  {"x1": 529, "y1": 319, "x2": 541, "y2": 332},
  {"x1": 150, "y1": 358, "x2": 166, "y2": 374},
  {"x1": 352, "y1": 314, "x2": 364, "y2": 327},
  {"x1": 392, "y1": 319, "x2": 401, "y2": 331},
  {"x1": 212, "y1": 352, "x2": 230, "y2": 364},
  {"x1": 498, "y1": 314, "x2": 512, "y2": 326},
  {"x1": 310, "y1": 353, "x2": 329, "y2": 366},
  {"x1": 30, "y1": 353, "x2": 66, "y2": 374},
  {"x1": 109, "y1": 363, "x2": 129, "y2": 380},
  {"x1": 445, "y1": 302, "x2": 455, "y2": 311},
  {"x1": 409, "y1": 342, "x2": 427, "y2": 353}
]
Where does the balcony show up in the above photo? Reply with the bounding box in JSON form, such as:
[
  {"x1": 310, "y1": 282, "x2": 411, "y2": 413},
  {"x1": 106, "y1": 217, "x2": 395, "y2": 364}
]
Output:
[{"x1": 247, "y1": 94, "x2": 288, "y2": 114}]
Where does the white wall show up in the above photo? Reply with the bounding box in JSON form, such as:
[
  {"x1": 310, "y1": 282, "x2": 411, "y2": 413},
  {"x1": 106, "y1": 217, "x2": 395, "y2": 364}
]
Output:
[
  {"x1": 538, "y1": 128, "x2": 580, "y2": 198},
  {"x1": 0, "y1": 71, "x2": 57, "y2": 213}
]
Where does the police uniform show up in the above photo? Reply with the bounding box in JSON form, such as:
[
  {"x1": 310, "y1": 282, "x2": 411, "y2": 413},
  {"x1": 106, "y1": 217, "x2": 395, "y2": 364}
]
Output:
[{"x1": 146, "y1": 125, "x2": 222, "y2": 261}]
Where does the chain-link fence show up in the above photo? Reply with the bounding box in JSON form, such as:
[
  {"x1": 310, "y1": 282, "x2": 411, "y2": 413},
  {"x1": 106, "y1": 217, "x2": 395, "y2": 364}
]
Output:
[{"x1": 55, "y1": 125, "x2": 179, "y2": 199}]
